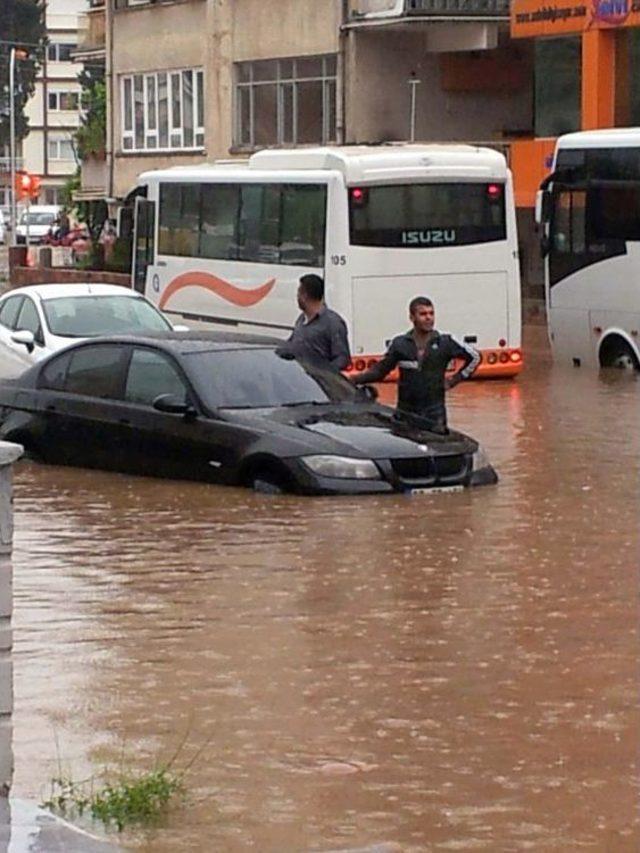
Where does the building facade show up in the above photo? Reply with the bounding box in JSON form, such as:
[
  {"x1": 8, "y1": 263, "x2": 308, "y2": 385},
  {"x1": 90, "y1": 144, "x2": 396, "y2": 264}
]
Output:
[
  {"x1": 509, "y1": 0, "x2": 640, "y2": 204},
  {"x1": 88, "y1": 0, "x2": 533, "y2": 201},
  {"x1": 19, "y1": 0, "x2": 89, "y2": 207}
]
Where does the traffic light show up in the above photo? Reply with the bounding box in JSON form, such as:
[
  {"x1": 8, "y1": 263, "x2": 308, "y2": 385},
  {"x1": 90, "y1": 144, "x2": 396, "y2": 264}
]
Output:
[{"x1": 15, "y1": 171, "x2": 41, "y2": 200}]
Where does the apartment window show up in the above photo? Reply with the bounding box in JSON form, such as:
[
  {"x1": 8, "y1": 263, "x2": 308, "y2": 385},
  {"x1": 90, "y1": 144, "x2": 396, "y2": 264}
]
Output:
[
  {"x1": 47, "y1": 43, "x2": 76, "y2": 62},
  {"x1": 48, "y1": 136, "x2": 75, "y2": 161},
  {"x1": 44, "y1": 188, "x2": 61, "y2": 205},
  {"x1": 534, "y1": 38, "x2": 581, "y2": 137},
  {"x1": 234, "y1": 55, "x2": 337, "y2": 148},
  {"x1": 121, "y1": 69, "x2": 204, "y2": 152},
  {"x1": 48, "y1": 91, "x2": 80, "y2": 111}
]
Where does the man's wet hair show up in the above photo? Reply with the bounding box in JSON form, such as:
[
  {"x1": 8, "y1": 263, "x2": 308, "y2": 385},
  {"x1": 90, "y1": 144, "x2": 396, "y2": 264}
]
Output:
[
  {"x1": 409, "y1": 296, "x2": 434, "y2": 314},
  {"x1": 299, "y1": 274, "x2": 325, "y2": 302}
]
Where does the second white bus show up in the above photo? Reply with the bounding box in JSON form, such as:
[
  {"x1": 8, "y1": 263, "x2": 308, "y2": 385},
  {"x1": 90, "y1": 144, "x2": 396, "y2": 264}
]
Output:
[
  {"x1": 538, "y1": 127, "x2": 640, "y2": 370},
  {"x1": 126, "y1": 144, "x2": 523, "y2": 377}
]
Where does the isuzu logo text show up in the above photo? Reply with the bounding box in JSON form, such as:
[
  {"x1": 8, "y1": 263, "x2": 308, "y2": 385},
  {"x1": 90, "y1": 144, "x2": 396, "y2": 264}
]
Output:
[{"x1": 401, "y1": 229, "x2": 456, "y2": 245}]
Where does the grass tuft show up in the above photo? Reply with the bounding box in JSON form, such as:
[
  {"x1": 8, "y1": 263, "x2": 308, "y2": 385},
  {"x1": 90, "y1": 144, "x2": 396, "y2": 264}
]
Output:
[{"x1": 43, "y1": 767, "x2": 183, "y2": 832}]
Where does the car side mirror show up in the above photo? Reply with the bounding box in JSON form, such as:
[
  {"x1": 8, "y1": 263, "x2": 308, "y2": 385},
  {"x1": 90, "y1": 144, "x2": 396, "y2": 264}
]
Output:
[
  {"x1": 11, "y1": 329, "x2": 35, "y2": 353},
  {"x1": 357, "y1": 384, "x2": 378, "y2": 402},
  {"x1": 152, "y1": 393, "x2": 196, "y2": 418}
]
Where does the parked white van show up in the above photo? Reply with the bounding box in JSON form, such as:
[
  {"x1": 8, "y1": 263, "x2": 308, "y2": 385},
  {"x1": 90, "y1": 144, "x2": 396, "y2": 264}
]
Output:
[{"x1": 16, "y1": 205, "x2": 61, "y2": 244}]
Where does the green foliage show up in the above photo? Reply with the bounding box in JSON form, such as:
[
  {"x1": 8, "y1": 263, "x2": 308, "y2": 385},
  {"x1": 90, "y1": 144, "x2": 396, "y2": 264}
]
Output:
[
  {"x1": 76, "y1": 67, "x2": 106, "y2": 160},
  {"x1": 42, "y1": 730, "x2": 211, "y2": 833},
  {"x1": 60, "y1": 170, "x2": 80, "y2": 214},
  {"x1": 43, "y1": 768, "x2": 184, "y2": 832},
  {"x1": 106, "y1": 236, "x2": 133, "y2": 273},
  {"x1": 0, "y1": 0, "x2": 47, "y2": 147}
]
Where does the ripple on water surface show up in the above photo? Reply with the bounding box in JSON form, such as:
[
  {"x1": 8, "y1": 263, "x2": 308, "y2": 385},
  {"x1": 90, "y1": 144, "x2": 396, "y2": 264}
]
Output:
[{"x1": 9, "y1": 331, "x2": 640, "y2": 850}]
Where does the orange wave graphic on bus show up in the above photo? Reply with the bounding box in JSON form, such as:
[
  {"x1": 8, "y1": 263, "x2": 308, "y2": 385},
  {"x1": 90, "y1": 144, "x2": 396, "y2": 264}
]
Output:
[{"x1": 159, "y1": 272, "x2": 276, "y2": 310}]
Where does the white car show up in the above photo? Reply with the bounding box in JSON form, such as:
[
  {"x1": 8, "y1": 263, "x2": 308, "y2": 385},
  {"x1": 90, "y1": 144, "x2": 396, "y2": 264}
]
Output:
[
  {"x1": 0, "y1": 283, "x2": 181, "y2": 371},
  {"x1": 15, "y1": 205, "x2": 61, "y2": 244}
]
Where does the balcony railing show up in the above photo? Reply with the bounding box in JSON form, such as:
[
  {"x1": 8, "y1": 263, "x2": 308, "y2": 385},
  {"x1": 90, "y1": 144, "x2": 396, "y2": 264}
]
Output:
[
  {"x1": 405, "y1": 0, "x2": 509, "y2": 14},
  {"x1": 350, "y1": 0, "x2": 509, "y2": 18}
]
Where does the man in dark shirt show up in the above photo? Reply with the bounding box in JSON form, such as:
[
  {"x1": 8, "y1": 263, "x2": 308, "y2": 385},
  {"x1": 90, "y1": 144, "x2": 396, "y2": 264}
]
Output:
[
  {"x1": 350, "y1": 296, "x2": 479, "y2": 433},
  {"x1": 277, "y1": 274, "x2": 351, "y2": 372}
]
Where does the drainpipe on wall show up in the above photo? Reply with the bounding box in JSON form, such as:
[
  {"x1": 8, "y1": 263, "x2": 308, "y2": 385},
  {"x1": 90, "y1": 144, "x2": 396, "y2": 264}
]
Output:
[
  {"x1": 106, "y1": 0, "x2": 114, "y2": 200},
  {"x1": 338, "y1": 0, "x2": 349, "y2": 145}
]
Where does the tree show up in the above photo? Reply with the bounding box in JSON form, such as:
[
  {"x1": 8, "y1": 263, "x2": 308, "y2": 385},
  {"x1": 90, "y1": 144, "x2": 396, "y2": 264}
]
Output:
[
  {"x1": 75, "y1": 64, "x2": 106, "y2": 160},
  {"x1": 0, "y1": 0, "x2": 47, "y2": 148}
]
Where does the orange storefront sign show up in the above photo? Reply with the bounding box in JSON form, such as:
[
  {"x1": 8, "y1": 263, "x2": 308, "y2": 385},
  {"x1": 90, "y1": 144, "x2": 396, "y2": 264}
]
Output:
[{"x1": 511, "y1": 0, "x2": 640, "y2": 37}]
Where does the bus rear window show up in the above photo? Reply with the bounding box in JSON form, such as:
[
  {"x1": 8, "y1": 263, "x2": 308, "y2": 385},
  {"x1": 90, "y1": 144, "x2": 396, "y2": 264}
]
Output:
[{"x1": 349, "y1": 183, "x2": 506, "y2": 248}]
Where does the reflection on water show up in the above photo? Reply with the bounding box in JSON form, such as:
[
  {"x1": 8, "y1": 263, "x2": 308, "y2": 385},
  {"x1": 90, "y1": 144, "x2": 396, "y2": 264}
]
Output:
[{"x1": 9, "y1": 329, "x2": 640, "y2": 851}]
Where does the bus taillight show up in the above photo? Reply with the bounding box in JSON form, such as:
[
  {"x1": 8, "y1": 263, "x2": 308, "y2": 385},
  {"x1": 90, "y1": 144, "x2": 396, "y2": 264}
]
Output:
[{"x1": 350, "y1": 187, "x2": 368, "y2": 206}]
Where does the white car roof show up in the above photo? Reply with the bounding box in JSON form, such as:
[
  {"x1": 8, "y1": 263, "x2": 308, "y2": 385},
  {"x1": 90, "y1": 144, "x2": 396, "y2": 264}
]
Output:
[
  {"x1": 21, "y1": 205, "x2": 61, "y2": 213},
  {"x1": 4, "y1": 284, "x2": 141, "y2": 301}
]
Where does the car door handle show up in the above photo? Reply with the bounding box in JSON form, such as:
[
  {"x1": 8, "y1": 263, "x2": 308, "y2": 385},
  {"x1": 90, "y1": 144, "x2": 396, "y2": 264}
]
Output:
[
  {"x1": 118, "y1": 418, "x2": 130, "y2": 425},
  {"x1": 45, "y1": 403, "x2": 57, "y2": 411}
]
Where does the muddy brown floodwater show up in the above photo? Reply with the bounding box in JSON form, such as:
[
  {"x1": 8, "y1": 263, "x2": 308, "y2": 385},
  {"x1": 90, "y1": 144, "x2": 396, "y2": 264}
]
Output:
[{"x1": 8, "y1": 328, "x2": 640, "y2": 851}]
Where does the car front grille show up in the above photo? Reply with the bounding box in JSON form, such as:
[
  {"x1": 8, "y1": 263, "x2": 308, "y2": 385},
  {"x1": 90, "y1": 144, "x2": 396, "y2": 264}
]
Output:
[{"x1": 390, "y1": 453, "x2": 469, "y2": 485}]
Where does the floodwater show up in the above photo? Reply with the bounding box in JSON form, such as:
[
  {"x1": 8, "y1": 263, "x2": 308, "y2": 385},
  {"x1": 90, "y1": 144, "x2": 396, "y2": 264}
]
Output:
[{"x1": 9, "y1": 328, "x2": 640, "y2": 851}]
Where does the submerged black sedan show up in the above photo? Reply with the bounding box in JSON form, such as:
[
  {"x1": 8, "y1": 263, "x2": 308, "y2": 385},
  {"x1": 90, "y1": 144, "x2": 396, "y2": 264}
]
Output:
[{"x1": 0, "y1": 332, "x2": 497, "y2": 495}]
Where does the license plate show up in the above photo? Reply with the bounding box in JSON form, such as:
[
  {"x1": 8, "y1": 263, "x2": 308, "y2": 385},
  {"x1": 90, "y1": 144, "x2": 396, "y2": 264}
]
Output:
[{"x1": 409, "y1": 485, "x2": 465, "y2": 495}]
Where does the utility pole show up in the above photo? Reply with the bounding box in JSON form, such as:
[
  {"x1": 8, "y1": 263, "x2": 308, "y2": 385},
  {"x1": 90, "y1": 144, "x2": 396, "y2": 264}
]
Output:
[
  {"x1": 9, "y1": 47, "x2": 17, "y2": 247},
  {"x1": 8, "y1": 47, "x2": 28, "y2": 247}
]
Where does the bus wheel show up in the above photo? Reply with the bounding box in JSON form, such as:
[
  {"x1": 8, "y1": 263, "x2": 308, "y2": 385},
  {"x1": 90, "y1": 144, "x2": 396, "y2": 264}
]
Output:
[{"x1": 600, "y1": 338, "x2": 639, "y2": 371}]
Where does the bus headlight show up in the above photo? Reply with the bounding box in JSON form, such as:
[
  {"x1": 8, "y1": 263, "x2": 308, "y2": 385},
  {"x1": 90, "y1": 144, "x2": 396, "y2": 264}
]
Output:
[{"x1": 302, "y1": 455, "x2": 380, "y2": 480}]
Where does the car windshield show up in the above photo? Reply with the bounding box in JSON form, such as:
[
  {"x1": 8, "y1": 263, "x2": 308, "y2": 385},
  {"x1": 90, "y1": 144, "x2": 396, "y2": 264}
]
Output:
[
  {"x1": 20, "y1": 212, "x2": 56, "y2": 226},
  {"x1": 42, "y1": 295, "x2": 172, "y2": 337},
  {"x1": 186, "y1": 348, "x2": 359, "y2": 409}
]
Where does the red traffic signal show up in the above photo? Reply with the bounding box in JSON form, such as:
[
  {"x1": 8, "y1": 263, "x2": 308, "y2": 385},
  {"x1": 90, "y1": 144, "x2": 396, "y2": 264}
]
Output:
[{"x1": 15, "y1": 171, "x2": 41, "y2": 200}]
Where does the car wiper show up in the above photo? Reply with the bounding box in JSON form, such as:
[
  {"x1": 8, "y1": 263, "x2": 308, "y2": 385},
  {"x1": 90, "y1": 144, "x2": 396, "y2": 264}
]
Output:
[{"x1": 280, "y1": 400, "x2": 329, "y2": 408}]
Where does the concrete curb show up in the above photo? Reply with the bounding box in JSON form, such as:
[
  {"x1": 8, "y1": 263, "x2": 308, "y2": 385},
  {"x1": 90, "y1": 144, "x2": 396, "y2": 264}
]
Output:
[{"x1": 1, "y1": 798, "x2": 122, "y2": 851}]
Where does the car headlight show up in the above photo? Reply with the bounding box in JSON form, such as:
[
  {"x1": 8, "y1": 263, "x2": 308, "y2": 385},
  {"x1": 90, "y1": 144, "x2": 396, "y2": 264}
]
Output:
[
  {"x1": 471, "y1": 445, "x2": 491, "y2": 470},
  {"x1": 302, "y1": 455, "x2": 380, "y2": 480}
]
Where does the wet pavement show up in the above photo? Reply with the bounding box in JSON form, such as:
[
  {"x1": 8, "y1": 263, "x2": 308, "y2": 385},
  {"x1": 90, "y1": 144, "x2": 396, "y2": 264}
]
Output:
[{"x1": 6, "y1": 327, "x2": 640, "y2": 851}]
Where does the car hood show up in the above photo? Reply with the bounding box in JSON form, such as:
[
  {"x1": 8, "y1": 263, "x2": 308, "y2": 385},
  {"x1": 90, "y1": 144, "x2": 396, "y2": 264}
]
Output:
[{"x1": 227, "y1": 403, "x2": 477, "y2": 459}]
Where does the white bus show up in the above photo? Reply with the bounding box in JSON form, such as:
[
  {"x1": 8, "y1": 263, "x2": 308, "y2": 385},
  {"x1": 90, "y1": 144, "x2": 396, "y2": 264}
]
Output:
[
  {"x1": 538, "y1": 128, "x2": 640, "y2": 370},
  {"x1": 126, "y1": 145, "x2": 522, "y2": 377}
]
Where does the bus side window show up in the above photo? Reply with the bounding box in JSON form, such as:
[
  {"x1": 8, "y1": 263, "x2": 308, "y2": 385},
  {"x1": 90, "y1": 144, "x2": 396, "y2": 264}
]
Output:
[
  {"x1": 280, "y1": 185, "x2": 327, "y2": 267},
  {"x1": 200, "y1": 184, "x2": 240, "y2": 260},
  {"x1": 552, "y1": 190, "x2": 585, "y2": 254},
  {"x1": 236, "y1": 185, "x2": 280, "y2": 264},
  {"x1": 589, "y1": 184, "x2": 640, "y2": 243},
  {"x1": 159, "y1": 184, "x2": 198, "y2": 257}
]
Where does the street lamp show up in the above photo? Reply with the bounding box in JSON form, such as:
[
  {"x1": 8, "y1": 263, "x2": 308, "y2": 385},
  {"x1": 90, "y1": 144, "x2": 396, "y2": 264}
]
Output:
[{"x1": 9, "y1": 47, "x2": 28, "y2": 247}]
